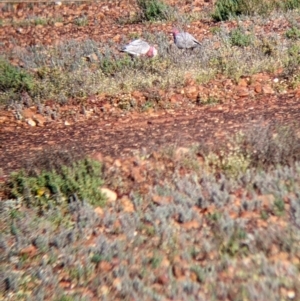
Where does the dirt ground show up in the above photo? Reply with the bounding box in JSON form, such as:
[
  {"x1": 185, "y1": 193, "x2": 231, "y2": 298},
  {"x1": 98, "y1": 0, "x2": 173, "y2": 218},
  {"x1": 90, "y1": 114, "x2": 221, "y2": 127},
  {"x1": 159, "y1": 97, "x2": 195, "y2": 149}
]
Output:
[{"x1": 1, "y1": 1, "x2": 300, "y2": 177}]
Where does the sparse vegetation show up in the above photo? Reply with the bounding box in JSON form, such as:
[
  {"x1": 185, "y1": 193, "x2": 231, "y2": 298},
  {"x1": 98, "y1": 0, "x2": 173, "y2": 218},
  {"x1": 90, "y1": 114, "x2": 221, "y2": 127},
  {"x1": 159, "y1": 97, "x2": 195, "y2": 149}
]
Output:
[
  {"x1": 212, "y1": 0, "x2": 300, "y2": 21},
  {"x1": 2, "y1": 1, "x2": 300, "y2": 300},
  {"x1": 2, "y1": 125, "x2": 300, "y2": 300},
  {"x1": 229, "y1": 27, "x2": 254, "y2": 47},
  {"x1": 0, "y1": 57, "x2": 35, "y2": 101},
  {"x1": 137, "y1": 0, "x2": 172, "y2": 21},
  {"x1": 7, "y1": 158, "x2": 106, "y2": 211}
]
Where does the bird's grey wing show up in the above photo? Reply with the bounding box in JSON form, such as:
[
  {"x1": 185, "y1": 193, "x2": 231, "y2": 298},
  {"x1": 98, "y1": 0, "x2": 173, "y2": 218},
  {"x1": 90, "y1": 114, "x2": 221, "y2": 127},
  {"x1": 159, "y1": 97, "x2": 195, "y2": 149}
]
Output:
[
  {"x1": 122, "y1": 39, "x2": 150, "y2": 55},
  {"x1": 176, "y1": 32, "x2": 200, "y2": 48},
  {"x1": 187, "y1": 32, "x2": 201, "y2": 46}
]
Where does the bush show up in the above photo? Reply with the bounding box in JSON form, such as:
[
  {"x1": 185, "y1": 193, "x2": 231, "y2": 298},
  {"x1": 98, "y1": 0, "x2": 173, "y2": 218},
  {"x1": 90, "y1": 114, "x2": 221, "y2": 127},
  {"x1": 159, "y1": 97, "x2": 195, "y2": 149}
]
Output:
[
  {"x1": 286, "y1": 26, "x2": 300, "y2": 40},
  {"x1": 7, "y1": 158, "x2": 106, "y2": 211},
  {"x1": 212, "y1": 0, "x2": 300, "y2": 21},
  {"x1": 212, "y1": 0, "x2": 242, "y2": 22},
  {"x1": 241, "y1": 123, "x2": 300, "y2": 168},
  {"x1": 137, "y1": 0, "x2": 169, "y2": 21},
  {"x1": 229, "y1": 27, "x2": 253, "y2": 47},
  {"x1": 0, "y1": 57, "x2": 35, "y2": 93}
]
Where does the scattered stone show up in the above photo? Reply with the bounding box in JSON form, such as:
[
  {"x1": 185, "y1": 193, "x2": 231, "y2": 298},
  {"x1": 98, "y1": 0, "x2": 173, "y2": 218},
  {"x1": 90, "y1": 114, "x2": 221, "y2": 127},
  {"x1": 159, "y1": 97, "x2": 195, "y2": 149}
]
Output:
[
  {"x1": 33, "y1": 114, "x2": 46, "y2": 126},
  {"x1": 130, "y1": 166, "x2": 145, "y2": 183},
  {"x1": 184, "y1": 85, "x2": 198, "y2": 100},
  {"x1": 94, "y1": 206, "x2": 104, "y2": 217},
  {"x1": 257, "y1": 194, "x2": 275, "y2": 209},
  {"x1": 236, "y1": 87, "x2": 249, "y2": 97},
  {"x1": 254, "y1": 84, "x2": 262, "y2": 93},
  {"x1": 100, "y1": 187, "x2": 117, "y2": 202},
  {"x1": 175, "y1": 147, "x2": 189, "y2": 159},
  {"x1": 26, "y1": 118, "x2": 36, "y2": 127},
  {"x1": 86, "y1": 53, "x2": 98, "y2": 62},
  {"x1": 172, "y1": 264, "x2": 185, "y2": 278},
  {"x1": 22, "y1": 108, "x2": 35, "y2": 119},
  {"x1": 112, "y1": 278, "x2": 122, "y2": 291},
  {"x1": 156, "y1": 273, "x2": 169, "y2": 285},
  {"x1": 90, "y1": 152, "x2": 103, "y2": 162},
  {"x1": 287, "y1": 290, "x2": 296, "y2": 299},
  {"x1": 120, "y1": 195, "x2": 135, "y2": 213},
  {"x1": 238, "y1": 78, "x2": 248, "y2": 87},
  {"x1": 64, "y1": 121, "x2": 71, "y2": 126},
  {"x1": 152, "y1": 194, "x2": 172, "y2": 206},
  {"x1": 182, "y1": 220, "x2": 201, "y2": 230},
  {"x1": 54, "y1": 22, "x2": 64, "y2": 27},
  {"x1": 99, "y1": 261, "x2": 113, "y2": 272},
  {"x1": 19, "y1": 245, "x2": 37, "y2": 256},
  {"x1": 262, "y1": 85, "x2": 274, "y2": 94}
]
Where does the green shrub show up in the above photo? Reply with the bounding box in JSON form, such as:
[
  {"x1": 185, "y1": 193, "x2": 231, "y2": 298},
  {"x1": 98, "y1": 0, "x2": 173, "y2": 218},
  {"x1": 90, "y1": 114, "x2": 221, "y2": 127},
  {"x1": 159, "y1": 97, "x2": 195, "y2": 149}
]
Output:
[
  {"x1": 137, "y1": 0, "x2": 169, "y2": 21},
  {"x1": 229, "y1": 27, "x2": 253, "y2": 47},
  {"x1": 0, "y1": 57, "x2": 35, "y2": 93},
  {"x1": 74, "y1": 15, "x2": 88, "y2": 26},
  {"x1": 212, "y1": 0, "x2": 300, "y2": 21},
  {"x1": 7, "y1": 158, "x2": 106, "y2": 211},
  {"x1": 212, "y1": 0, "x2": 242, "y2": 22},
  {"x1": 286, "y1": 26, "x2": 300, "y2": 40},
  {"x1": 99, "y1": 56, "x2": 133, "y2": 76}
]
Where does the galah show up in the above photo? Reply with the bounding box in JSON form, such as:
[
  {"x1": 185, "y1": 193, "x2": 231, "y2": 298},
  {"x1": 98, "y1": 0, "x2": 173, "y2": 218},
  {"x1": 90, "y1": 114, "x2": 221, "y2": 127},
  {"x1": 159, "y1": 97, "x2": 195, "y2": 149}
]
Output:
[
  {"x1": 172, "y1": 28, "x2": 201, "y2": 49},
  {"x1": 121, "y1": 39, "x2": 158, "y2": 57}
]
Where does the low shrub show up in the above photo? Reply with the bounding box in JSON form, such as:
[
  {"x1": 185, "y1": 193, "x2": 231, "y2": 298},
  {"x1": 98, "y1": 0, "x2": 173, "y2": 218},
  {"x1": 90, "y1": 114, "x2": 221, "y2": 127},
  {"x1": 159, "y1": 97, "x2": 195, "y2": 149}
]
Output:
[
  {"x1": 0, "y1": 57, "x2": 35, "y2": 93},
  {"x1": 7, "y1": 158, "x2": 106, "y2": 211},
  {"x1": 212, "y1": 0, "x2": 300, "y2": 21},
  {"x1": 137, "y1": 0, "x2": 171, "y2": 21}
]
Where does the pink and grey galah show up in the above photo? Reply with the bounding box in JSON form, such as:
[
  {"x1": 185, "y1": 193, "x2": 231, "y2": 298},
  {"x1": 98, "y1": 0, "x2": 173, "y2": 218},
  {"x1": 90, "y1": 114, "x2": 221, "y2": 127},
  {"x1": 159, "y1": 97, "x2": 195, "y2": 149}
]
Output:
[
  {"x1": 172, "y1": 28, "x2": 201, "y2": 49},
  {"x1": 121, "y1": 39, "x2": 158, "y2": 57}
]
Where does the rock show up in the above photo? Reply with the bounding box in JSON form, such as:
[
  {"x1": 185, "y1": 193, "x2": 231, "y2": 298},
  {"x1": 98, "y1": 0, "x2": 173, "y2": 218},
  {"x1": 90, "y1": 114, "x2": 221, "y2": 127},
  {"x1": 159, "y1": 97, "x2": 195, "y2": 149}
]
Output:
[
  {"x1": 90, "y1": 152, "x2": 103, "y2": 163},
  {"x1": 257, "y1": 194, "x2": 275, "y2": 209},
  {"x1": 26, "y1": 118, "x2": 36, "y2": 127},
  {"x1": 86, "y1": 53, "x2": 98, "y2": 62},
  {"x1": 169, "y1": 93, "x2": 183, "y2": 103},
  {"x1": 120, "y1": 196, "x2": 135, "y2": 213},
  {"x1": 0, "y1": 116, "x2": 8, "y2": 123},
  {"x1": 99, "y1": 261, "x2": 112, "y2": 272},
  {"x1": 182, "y1": 220, "x2": 201, "y2": 230},
  {"x1": 33, "y1": 114, "x2": 46, "y2": 126},
  {"x1": 262, "y1": 85, "x2": 274, "y2": 94},
  {"x1": 184, "y1": 85, "x2": 198, "y2": 100},
  {"x1": 175, "y1": 147, "x2": 189, "y2": 159},
  {"x1": 130, "y1": 166, "x2": 145, "y2": 183},
  {"x1": 254, "y1": 84, "x2": 262, "y2": 93},
  {"x1": 19, "y1": 245, "x2": 37, "y2": 256},
  {"x1": 172, "y1": 264, "x2": 185, "y2": 278},
  {"x1": 238, "y1": 78, "x2": 248, "y2": 87},
  {"x1": 100, "y1": 187, "x2": 117, "y2": 202},
  {"x1": 94, "y1": 207, "x2": 104, "y2": 217},
  {"x1": 112, "y1": 278, "x2": 122, "y2": 291},
  {"x1": 54, "y1": 22, "x2": 64, "y2": 27},
  {"x1": 156, "y1": 273, "x2": 169, "y2": 285},
  {"x1": 287, "y1": 290, "x2": 296, "y2": 299},
  {"x1": 152, "y1": 194, "x2": 172, "y2": 206},
  {"x1": 22, "y1": 108, "x2": 35, "y2": 119},
  {"x1": 236, "y1": 87, "x2": 249, "y2": 97}
]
